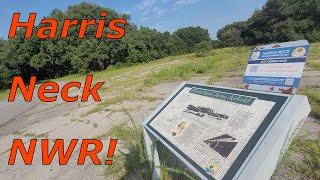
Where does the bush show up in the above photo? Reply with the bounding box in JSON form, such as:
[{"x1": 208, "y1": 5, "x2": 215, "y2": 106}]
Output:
[{"x1": 195, "y1": 41, "x2": 212, "y2": 57}]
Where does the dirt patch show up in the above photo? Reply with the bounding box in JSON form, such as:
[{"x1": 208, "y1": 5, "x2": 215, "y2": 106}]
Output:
[
  {"x1": 296, "y1": 117, "x2": 320, "y2": 140},
  {"x1": 300, "y1": 70, "x2": 320, "y2": 87}
]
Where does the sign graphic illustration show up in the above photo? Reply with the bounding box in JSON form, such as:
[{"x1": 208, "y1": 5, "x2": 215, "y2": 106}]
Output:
[
  {"x1": 204, "y1": 134, "x2": 237, "y2": 158},
  {"x1": 184, "y1": 105, "x2": 229, "y2": 120}
]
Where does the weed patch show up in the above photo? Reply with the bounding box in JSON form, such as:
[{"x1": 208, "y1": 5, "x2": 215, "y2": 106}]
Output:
[
  {"x1": 274, "y1": 133, "x2": 320, "y2": 179},
  {"x1": 307, "y1": 61, "x2": 320, "y2": 70},
  {"x1": 103, "y1": 109, "x2": 196, "y2": 179},
  {"x1": 83, "y1": 93, "x2": 160, "y2": 116},
  {"x1": 300, "y1": 87, "x2": 320, "y2": 118},
  {"x1": 144, "y1": 46, "x2": 249, "y2": 86}
]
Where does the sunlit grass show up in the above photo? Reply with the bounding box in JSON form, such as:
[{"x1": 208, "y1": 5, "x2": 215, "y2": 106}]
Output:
[
  {"x1": 82, "y1": 91, "x2": 161, "y2": 117},
  {"x1": 300, "y1": 86, "x2": 320, "y2": 118},
  {"x1": 103, "y1": 108, "x2": 196, "y2": 179},
  {"x1": 144, "y1": 46, "x2": 250, "y2": 87},
  {"x1": 1, "y1": 43, "x2": 319, "y2": 101},
  {"x1": 0, "y1": 89, "x2": 9, "y2": 101},
  {"x1": 307, "y1": 61, "x2": 320, "y2": 70},
  {"x1": 273, "y1": 133, "x2": 320, "y2": 179},
  {"x1": 104, "y1": 124, "x2": 151, "y2": 179}
]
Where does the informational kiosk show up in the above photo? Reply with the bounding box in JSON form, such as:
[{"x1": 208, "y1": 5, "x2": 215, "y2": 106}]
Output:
[
  {"x1": 143, "y1": 83, "x2": 310, "y2": 180},
  {"x1": 243, "y1": 40, "x2": 309, "y2": 94}
]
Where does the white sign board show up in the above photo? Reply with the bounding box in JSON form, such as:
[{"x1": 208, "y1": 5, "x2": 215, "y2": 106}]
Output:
[
  {"x1": 144, "y1": 83, "x2": 291, "y2": 179},
  {"x1": 243, "y1": 40, "x2": 309, "y2": 94}
]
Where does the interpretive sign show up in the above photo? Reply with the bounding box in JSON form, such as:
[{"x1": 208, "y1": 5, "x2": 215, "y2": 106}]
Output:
[
  {"x1": 243, "y1": 40, "x2": 309, "y2": 94},
  {"x1": 143, "y1": 83, "x2": 308, "y2": 180}
]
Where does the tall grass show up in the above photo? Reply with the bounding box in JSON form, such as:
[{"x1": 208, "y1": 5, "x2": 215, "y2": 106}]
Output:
[
  {"x1": 300, "y1": 87, "x2": 320, "y2": 118},
  {"x1": 143, "y1": 62, "x2": 208, "y2": 86},
  {"x1": 0, "y1": 89, "x2": 9, "y2": 101},
  {"x1": 307, "y1": 42, "x2": 320, "y2": 70},
  {"x1": 104, "y1": 109, "x2": 152, "y2": 179},
  {"x1": 144, "y1": 47, "x2": 249, "y2": 87},
  {"x1": 307, "y1": 61, "x2": 320, "y2": 70},
  {"x1": 104, "y1": 108, "x2": 197, "y2": 180}
]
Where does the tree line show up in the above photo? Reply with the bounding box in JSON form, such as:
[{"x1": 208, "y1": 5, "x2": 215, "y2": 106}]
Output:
[
  {"x1": 0, "y1": 3, "x2": 212, "y2": 89},
  {"x1": 1, "y1": 0, "x2": 320, "y2": 89},
  {"x1": 215, "y1": 0, "x2": 320, "y2": 47}
]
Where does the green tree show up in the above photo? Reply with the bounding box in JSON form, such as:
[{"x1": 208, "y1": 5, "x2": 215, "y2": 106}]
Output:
[
  {"x1": 217, "y1": 22, "x2": 246, "y2": 47},
  {"x1": 218, "y1": 0, "x2": 320, "y2": 46},
  {"x1": 0, "y1": 3, "x2": 212, "y2": 88},
  {"x1": 174, "y1": 26, "x2": 211, "y2": 52},
  {"x1": 195, "y1": 41, "x2": 212, "y2": 57}
]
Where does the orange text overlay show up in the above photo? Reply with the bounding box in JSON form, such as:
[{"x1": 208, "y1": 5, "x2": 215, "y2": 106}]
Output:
[
  {"x1": 8, "y1": 75, "x2": 105, "y2": 102},
  {"x1": 8, "y1": 11, "x2": 126, "y2": 39},
  {"x1": 8, "y1": 139, "x2": 118, "y2": 165}
]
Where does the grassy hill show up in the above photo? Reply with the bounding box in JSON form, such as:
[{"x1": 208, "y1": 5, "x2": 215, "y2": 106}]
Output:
[
  {"x1": 0, "y1": 43, "x2": 319, "y2": 179},
  {"x1": 1, "y1": 43, "x2": 319, "y2": 105}
]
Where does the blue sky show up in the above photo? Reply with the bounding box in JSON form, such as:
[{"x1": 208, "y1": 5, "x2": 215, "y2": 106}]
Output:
[{"x1": 0, "y1": 0, "x2": 267, "y2": 39}]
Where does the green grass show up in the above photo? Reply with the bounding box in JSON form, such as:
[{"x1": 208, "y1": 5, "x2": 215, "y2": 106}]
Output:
[
  {"x1": 88, "y1": 47, "x2": 249, "y2": 116},
  {"x1": 0, "y1": 42, "x2": 319, "y2": 179},
  {"x1": 1, "y1": 42, "x2": 319, "y2": 102},
  {"x1": 104, "y1": 123, "x2": 151, "y2": 179},
  {"x1": 273, "y1": 133, "x2": 320, "y2": 179},
  {"x1": 82, "y1": 93, "x2": 160, "y2": 117},
  {"x1": 0, "y1": 89, "x2": 9, "y2": 100},
  {"x1": 307, "y1": 61, "x2": 320, "y2": 70},
  {"x1": 274, "y1": 84, "x2": 320, "y2": 179},
  {"x1": 307, "y1": 42, "x2": 320, "y2": 70},
  {"x1": 0, "y1": 54, "x2": 187, "y2": 101},
  {"x1": 143, "y1": 63, "x2": 198, "y2": 86},
  {"x1": 290, "y1": 135, "x2": 320, "y2": 178},
  {"x1": 53, "y1": 54, "x2": 191, "y2": 83},
  {"x1": 300, "y1": 86, "x2": 320, "y2": 118},
  {"x1": 144, "y1": 47, "x2": 249, "y2": 86},
  {"x1": 103, "y1": 108, "x2": 196, "y2": 179}
]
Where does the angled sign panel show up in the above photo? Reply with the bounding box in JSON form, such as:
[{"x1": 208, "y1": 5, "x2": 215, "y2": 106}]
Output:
[
  {"x1": 144, "y1": 83, "x2": 289, "y2": 179},
  {"x1": 243, "y1": 40, "x2": 309, "y2": 94}
]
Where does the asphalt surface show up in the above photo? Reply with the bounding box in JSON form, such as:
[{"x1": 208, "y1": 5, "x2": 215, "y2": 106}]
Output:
[
  {"x1": 0, "y1": 83, "x2": 68, "y2": 128},
  {"x1": 0, "y1": 95, "x2": 39, "y2": 128}
]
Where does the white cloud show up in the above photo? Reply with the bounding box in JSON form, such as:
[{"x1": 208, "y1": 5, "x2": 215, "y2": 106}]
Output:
[
  {"x1": 138, "y1": 0, "x2": 156, "y2": 10},
  {"x1": 134, "y1": 0, "x2": 168, "y2": 21},
  {"x1": 175, "y1": 0, "x2": 200, "y2": 6},
  {"x1": 126, "y1": 0, "x2": 201, "y2": 22},
  {"x1": 152, "y1": 7, "x2": 168, "y2": 16}
]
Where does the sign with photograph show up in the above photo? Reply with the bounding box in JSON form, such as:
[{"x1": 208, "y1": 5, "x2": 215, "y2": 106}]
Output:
[
  {"x1": 144, "y1": 83, "x2": 288, "y2": 179},
  {"x1": 243, "y1": 40, "x2": 309, "y2": 94}
]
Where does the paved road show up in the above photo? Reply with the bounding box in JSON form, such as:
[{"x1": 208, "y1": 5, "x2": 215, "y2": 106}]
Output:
[
  {"x1": 0, "y1": 95, "x2": 39, "y2": 127},
  {"x1": 0, "y1": 83, "x2": 68, "y2": 128}
]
